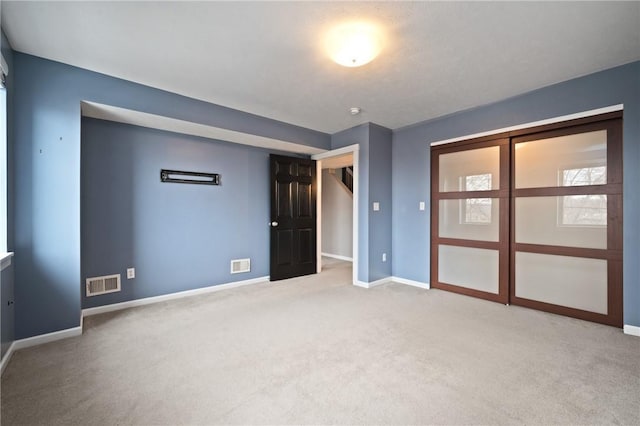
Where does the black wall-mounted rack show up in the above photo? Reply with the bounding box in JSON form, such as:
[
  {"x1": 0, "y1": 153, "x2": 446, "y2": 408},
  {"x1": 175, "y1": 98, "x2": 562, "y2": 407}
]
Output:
[{"x1": 160, "y1": 169, "x2": 220, "y2": 186}]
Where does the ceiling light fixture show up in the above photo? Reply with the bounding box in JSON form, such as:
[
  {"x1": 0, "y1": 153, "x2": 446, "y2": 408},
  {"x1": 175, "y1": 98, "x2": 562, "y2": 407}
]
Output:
[
  {"x1": 325, "y1": 22, "x2": 383, "y2": 67},
  {"x1": 350, "y1": 107, "x2": 362, "y2": 115}
]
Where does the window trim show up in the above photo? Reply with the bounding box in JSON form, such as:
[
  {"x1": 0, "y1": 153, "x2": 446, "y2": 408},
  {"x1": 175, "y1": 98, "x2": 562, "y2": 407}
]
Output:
[
  {"x1": 557, "y1": 163, "x2": 607, "y2": 228},
  {"x1": 0, "y1": 87, "x2": 7, "y2": 253}
]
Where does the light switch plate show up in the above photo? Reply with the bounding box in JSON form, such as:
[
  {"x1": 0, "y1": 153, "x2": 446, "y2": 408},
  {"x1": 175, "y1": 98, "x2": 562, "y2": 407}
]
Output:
[
  {"x1": 373, "y1": 202, "x2": 380, "y2": 211},
  {"x1": 419, "y1": 201, "x2": 426, "y2": 211},
  {"x1": 127, "y1": 268, "x2": 135, "y2": 279}
]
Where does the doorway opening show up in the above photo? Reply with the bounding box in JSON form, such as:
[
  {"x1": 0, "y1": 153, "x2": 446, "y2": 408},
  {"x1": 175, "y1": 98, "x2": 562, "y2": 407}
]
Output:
[{"x1": 312, "y1": 145, "x2": 359, "y2": 286}]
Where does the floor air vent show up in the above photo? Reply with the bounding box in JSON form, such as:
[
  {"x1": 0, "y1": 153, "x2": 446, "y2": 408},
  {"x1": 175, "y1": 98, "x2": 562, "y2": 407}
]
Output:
[
  {"x1": 86, "y1": 274, "x2": 121, "y2": 297},
  {"x1": 231, "y1": 258, "x2": 251, "y2": 274}
]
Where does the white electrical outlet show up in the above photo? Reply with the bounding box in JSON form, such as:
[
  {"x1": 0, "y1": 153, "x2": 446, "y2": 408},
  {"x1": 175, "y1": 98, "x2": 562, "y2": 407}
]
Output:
[
  {"x1": 382, "y1": 253, "x2": 387, "y2": 262},
  {"x1": 127, "y1": 268, "x2": 135, "y2": 279},
  {"x1": 373, "y1": 202, "x2": 380, "y2": 211},
  {"x1": 419, "y1": 201, "x2": 426, "y2": 211}
]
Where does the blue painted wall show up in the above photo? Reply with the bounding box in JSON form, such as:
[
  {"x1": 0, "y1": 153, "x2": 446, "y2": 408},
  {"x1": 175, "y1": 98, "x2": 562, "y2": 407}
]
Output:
[
  {"x1": 13, "y1": 52, "x2": 330, "y2": 339},
  {"x1": 368, "y1": 124, "x2": 392, "y2": 281},
  {"x1": 331, "y1": 122, "x2": 393, "y2": 283},
  {"x1": 9, "y1": 44, "x2": 637, "y2": 338},
  {"x1": 392, "y1": 61, "x2": 640, "y2": 327},
  {"x1": 81, "y1": 118, "x2": 274, "y2": 308}
]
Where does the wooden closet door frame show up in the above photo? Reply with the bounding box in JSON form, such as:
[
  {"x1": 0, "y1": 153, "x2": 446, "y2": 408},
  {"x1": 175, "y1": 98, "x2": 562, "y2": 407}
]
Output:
[
  {"x1": 431, "y1": 137, "x2": 510, "y2": 304},
  {"x1": 430, "y1": 111, "x2": 623, "y2": 327},
  {"x1": 509, "y1": 117, "x2": 623, "y2": 327}
]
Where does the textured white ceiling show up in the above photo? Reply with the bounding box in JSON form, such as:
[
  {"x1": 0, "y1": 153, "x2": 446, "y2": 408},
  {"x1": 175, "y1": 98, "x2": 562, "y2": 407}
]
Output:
[{"x1": 3, "y1": 1, "x2": 640, "y2": 134}]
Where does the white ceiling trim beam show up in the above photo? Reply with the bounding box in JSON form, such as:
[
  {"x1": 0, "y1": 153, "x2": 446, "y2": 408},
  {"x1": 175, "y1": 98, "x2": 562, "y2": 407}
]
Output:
[
  {"x1": 81, "y1": 101, "x2": 327, "y2": 155},
  {"x1": 430, "y1": 104, "x2": 624, "y2": 147}
]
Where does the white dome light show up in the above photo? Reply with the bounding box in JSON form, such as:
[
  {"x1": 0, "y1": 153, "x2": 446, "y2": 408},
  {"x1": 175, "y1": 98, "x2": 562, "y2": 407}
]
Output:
[{"x1": 326, "y1": 22, "x2": 383, "y2": 67}]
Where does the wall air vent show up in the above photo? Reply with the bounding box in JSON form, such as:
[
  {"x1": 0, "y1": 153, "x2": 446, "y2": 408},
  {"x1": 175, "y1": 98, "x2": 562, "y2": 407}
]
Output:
[
  {"x1": 86, "y1": 274, "x2": 121, "y2": 297},
  {"x1": 231, "y1": 258, "x2": 251, "y2": 274}
]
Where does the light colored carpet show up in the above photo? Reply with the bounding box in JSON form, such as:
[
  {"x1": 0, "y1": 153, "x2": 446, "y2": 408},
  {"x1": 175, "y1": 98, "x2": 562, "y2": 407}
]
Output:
[{"x1": 2, "y1": 260, "x2": 639, "y2": 425}]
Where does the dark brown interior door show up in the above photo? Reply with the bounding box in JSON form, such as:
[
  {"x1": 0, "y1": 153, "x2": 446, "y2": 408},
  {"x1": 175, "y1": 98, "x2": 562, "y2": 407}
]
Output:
[{"x1": 270, "y1": 154, "x2": 317, "y2": 281}]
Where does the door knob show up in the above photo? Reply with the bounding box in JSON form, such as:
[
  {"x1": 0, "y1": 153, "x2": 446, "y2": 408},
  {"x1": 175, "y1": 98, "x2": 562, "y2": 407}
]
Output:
[{"x1": 270, "y1": 221, "x2": 278, "y2": 227}]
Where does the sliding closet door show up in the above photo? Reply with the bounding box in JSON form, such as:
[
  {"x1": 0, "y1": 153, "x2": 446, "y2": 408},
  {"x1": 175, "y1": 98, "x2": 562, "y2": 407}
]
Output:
[
  {"x1": 511, "y1": 118, "x2": 623, "y2": 326},
  {"x1": 431, "y1": 138, "x2": 510, "y2": 303}
]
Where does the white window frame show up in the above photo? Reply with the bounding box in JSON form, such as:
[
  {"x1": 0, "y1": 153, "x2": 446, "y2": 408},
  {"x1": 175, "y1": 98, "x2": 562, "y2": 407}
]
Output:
[
  {"x1": 0, "y1": 84, "x2": 6, "y2": 253},
  {"x1": 557, "y1": 162, "x2": 607, "y2": 228},
  {"x1": 459, "y1": 173, "x2": 493, "y2": 225}
]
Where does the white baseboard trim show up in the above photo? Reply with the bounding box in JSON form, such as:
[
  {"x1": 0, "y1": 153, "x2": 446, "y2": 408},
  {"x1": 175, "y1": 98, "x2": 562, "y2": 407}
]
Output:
[
  {"x1": 354, "y1": 277, "x2": 391, "y2": 289},
  {"x1": 354, "y1": 276, "x2": 430, "y2": 290},
  {"x1": 0, "y1": 341, "x2": 16, "y2": 375},
  {"x1": 12, "y1": 325, "x2": 83, "y2": 352},
  {"x1": 391, "y1": 276, "x2": 430, "y2": 289},
  {"x1": 83, "y1": 275, "x2": 270, "y2": 317},
  {"x1": 321, "y1": 252, "x2": 353, "y2": 262},
  {"x1": 623, "y1": 324, "x2": 640, "y2": 337}
]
